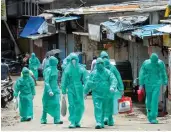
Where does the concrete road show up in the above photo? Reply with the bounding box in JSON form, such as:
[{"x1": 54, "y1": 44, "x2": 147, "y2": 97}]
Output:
[{"x1": 1, "y1": 80, "x2": 171, "y2": 131}]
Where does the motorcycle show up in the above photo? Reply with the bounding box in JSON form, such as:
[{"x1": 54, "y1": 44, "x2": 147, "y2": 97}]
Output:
[
  {"x1": 3, "y1": 54, "x2": 25, "y2": 75},
  {"x1": 1, "y1": 79, "x2": 14, "y2": 108}
]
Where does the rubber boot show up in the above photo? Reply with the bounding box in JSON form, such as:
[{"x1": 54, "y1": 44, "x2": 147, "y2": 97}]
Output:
[
  {"x1": 75, "y1": 122, "x2": 81, "y2": 128},
  {"x1": 104, "y1": 117, "x2": 108, "y2": 125},
  {"x1": 69, "y1": 123, "x2": 76, "y2": 128},
  {"x1": 108, "y1": 116, "x2": 114, "y2": 126},
  {"x1": 54, "y1": 118, "x2": 63, "y2": 124},
  {"x1": 95, "y1": 123, "x2": 102, "y2": 129},
  {"x1": 41, "y1": 111, "x2": 47, "y2": 124},
  {"x1": 150, "y1": 119, "x2": 158, "y2": 124}
]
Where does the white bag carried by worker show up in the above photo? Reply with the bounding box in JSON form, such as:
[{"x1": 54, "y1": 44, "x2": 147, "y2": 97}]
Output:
[
  {"x1": 13, "y1": 98, "x2": 18, "y2": 111},
  {"x1": 61, "y1": 96, "x2": 67, "y2": 117}
]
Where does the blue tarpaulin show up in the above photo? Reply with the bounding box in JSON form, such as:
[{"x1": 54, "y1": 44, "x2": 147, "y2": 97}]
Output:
[
  {"x1": 132, "y1": 24, "x2": 166, "y2": 39},
  {"x1": 101, "y1": 20, "x2": 138, "y2": 34},
  {"x1": 20, "y1": 17, "x2": 45, "y2": 38},
  {"x1": 53, "y1": 16, "x2": 80, "y2": 23}
]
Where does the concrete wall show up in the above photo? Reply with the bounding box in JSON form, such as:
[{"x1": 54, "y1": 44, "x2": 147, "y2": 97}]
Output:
[{"x1": 128, "y1": 42, "x2": 149, "y2": 80}]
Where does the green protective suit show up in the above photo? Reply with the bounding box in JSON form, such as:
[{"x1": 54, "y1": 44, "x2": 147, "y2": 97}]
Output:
[
  {"x1": 103, "y1": 58, "x2": 124, "y2": 124},
  {"x1": 100, "y1": 51, "x2": 124, "y2": 124},
  {"x1": 42, "y1": 57, "x2": 50, "y2": 78},
  {"x1": 61, "y1": 53, "x2": 88, "y2": 128},
  {"x1": 29, "y1": 53, "x2": 40, "y2": 81},
  {"x1": 100, "y1": 51, "x2": 110, "y2": 60},
  {"x1": 84, "y1": 58, "x2": 117, "y2": 129},
  {"x1": 61, "y1": 54, "x2": 71, "y2": 71},
  {"x1": 41, "y1": 56, "x2": 63, "y2": 124},
  {"x1": 14, "y1": 67, "x2": 35, "y2": 122},
  {"x1": 139, "y1": 53, "x2": 168, "y2": 124}
]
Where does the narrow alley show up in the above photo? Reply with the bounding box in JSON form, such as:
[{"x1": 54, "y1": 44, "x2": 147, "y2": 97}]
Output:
[{"x1": 1, "y1": 79, "x2": 171, "y2": 131}]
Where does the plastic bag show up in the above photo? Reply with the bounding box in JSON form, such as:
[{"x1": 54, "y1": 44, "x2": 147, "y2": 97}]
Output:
[
  {"x1": 113, "y1": 91, "x2": 122, "y2": 115},
  {"x1": 61, "y1": 96, "x2": 67, "y2": 117},
  {"x1": 118, "y1": 96, "x2": 132, "y2": 114},
  {"x1": 137, "y1": 88, "x2": 145, "y2": 102},
  {"x1": 13, "y1": 98, "x2": 18, "y2": 111}
]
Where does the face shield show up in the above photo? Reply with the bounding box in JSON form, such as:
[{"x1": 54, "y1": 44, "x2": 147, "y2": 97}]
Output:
[
  {"x1": 102, "y1": 56, "x2": 108, "y2": 60},
  {"x1": 71, "y1": 59, "x2": 76, "y2": 67}
]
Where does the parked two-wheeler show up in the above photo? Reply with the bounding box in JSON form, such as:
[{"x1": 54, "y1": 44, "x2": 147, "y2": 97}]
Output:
[
  {"x1": 1, "y1": 79, "x2": 14, "y2": 108},
  {"x1": 3, "y1": 54, "x2": 25, "y2": 75}
]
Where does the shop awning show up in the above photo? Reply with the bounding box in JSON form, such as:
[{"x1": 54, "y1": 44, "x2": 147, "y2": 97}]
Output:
[
  {"x1": 26, "y1": 32, "x2": 56, "y2": 40},
  {"x1": 20, "y1": 16, "x2": 46, "y2": 38},
  {"x1": 132, "y1": 24, "x2": 166, "y2": 39},
  {"x1": 52, "y1": 16, "x2": 80, "y2": 23}
]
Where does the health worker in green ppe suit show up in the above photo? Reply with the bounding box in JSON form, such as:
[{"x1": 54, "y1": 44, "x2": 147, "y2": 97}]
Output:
[
  {"x1": 41, "y1": 56, "x2": 63, "y2": 124},
  {"x1": 139, "y1": 53, "x2": 168, "y2": 124},
  {"x1": 100, "y1": 51, "x2": 124, "y2": 125},
  {"x1": 84, "y1": 58, "x2": 118, "y2": 129},
  {"x1": 29, "y1": 53, "x2": 40, "y2": 81},
  {"x1": 14, "y1": 67, "x2": 36, "y2": 122},
  {"x1": 103, "y1": 58, "x2": 124, "y2": 125},
  {"x1": 61, "y1": 54, "x2": 71, "y2": 71},
  {"x1": 61, "y1": 53, "x2": 87, "y2": 128}
]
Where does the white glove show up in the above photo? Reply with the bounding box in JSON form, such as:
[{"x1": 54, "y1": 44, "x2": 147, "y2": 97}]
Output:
[
  {"x1": 163, "y1": 86, "x2": 167, "y2": 93},
  {"x1": 110, "y1": 88, "x2": 115, "y2": 93},
  {"x1": 139, "y1": 85, "x2": 143, "y2": 90},
  {"x1": 120, "y1": 90, "x2": 124, "y2": 96},
  {"x1": 49, "y1": 92, "x2": 54, "y2": 96}
]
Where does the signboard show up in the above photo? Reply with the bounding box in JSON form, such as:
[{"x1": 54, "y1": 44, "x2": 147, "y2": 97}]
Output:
[
  {"x1": 1, "y1": 0, "x2": 7, "y2": 21},
  {"x1": 107, "y1": 31, "x2": 115, "y2": 40},
  {"x1": 88, "y1": 24, "x2": 100, "y2": 42}
]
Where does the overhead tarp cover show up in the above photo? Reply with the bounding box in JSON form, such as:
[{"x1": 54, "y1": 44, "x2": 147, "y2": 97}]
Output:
[
  {"x1": 100, "y1": 15, "x2": 149, "y2": 40},
  {"x1": 132, "y1": 24, "x2": 166, "y2": 39},
  {"x1": 53, "y1": 16, "x2": 80, "y2": 23},
  {"x1": 157, "y1": 25, "x2": 171, "y2": 34},
  {"x1": 20, "y1": 16, "x2": 46, "y2": 38}
]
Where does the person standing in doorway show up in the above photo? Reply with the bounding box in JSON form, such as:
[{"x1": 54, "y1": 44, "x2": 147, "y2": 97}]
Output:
[{"x1": 90, "y1": 56, "x2": 97, "y2": 72}]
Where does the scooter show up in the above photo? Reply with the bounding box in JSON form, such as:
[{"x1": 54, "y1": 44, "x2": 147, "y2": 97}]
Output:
[{"x1": 1, "y1": 79, "x2": 14, "y2": 108}]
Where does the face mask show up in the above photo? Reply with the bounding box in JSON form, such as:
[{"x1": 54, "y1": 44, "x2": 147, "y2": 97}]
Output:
[
  {"x1": 96, "y1": 63, "x2": 104, "y2": 71},
  {"x1": 72, "y1": 59, "x2": 76, "y2": 66},
  {"x1": 23, "y1": 73, "x2": 29, "y2": 78}
]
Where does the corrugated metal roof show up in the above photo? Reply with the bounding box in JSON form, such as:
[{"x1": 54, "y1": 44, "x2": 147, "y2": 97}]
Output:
[
  {"x1": 132, "y1": 24, "x2": 166, "y2": 39},
  {"x1": 72, "y1": 32, "x2": 89, "y2": 36},
  {"x1": 20, "y1": 17, "x2": 45, "y2": 38},
  {"x1": 52, "y1": 16, "x2": 80, "y2": 23},
  {"x1": 45, "y1": 1, "x2": 168, "y2": 15}
]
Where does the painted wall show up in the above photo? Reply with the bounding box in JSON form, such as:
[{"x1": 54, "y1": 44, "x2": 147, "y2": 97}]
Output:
[
  {"x1": 67, "y1": 34, "x2": 75, "y2": 54},
  {"x1": 58, "y1": 33, "x2": 66, "y2": 61}
]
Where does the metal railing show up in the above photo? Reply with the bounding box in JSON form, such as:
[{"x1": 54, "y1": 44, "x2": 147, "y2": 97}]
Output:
[{"x1": 22, "y1": 0, "x2": 39, "y2": 16}]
